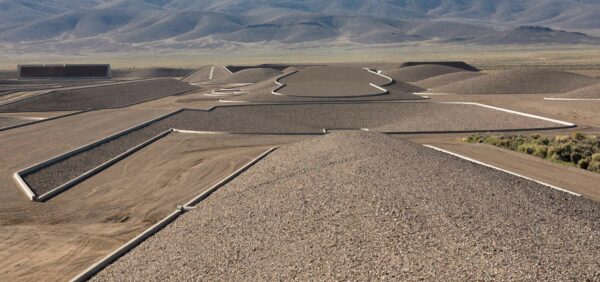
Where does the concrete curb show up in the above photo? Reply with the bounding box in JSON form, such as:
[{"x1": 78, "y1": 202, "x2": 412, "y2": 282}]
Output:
[
  {"x1": 439, "y1": 102, "x2": 576, "y2": 127},
  {"x1": 36, "y1": 129, "x2": 173, "y2": 202},
  {"x1": 69, "y1": 208, "x2": 184, "y2": 282},
  {"x1": 423, "y1": 144, "x2": 582, "y2": 197},
  {"x1": 543, "y1": 97, "x2": 600, "y2": 101},
  {"x1": 69, "y1": 147, "x2": 279, "y2": 281},
  {"x1": 363, "y1": 68, "x2": 394, "y2": 86},
  {"x1": 13, "y1": 109, "x2": 182, "y2": 201},
  {"x1": 183, "y1": 147, "x2": 278, "y2": 208},
  {"x1": 271, "y1": 71, "x2": 299, "y2": 96}
]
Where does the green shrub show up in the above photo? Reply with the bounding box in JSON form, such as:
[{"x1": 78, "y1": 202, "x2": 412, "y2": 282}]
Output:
[
  {"x1": 533, "y1": 145, "x2": 548, "y2": 158},
  {"x1": 589, "y1": 153, "x2": 600, "y2": 172}
]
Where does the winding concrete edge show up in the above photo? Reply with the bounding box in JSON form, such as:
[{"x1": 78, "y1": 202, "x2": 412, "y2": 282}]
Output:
[
  {"x1": 423, "y1": 144, "x2": 581, "y2": 197},
  {"x1": 13, "y1": 109, "x2": 182, "y2": 202},
  {"x1": 271, "y1": 70, "x2": 299, "y2": 96},
  {"x1": 362, "y1": 68, "x2": 394, "y2": 87},
  {"x1": 69, "y1": 146, "x2": 279, "y2": 282}
]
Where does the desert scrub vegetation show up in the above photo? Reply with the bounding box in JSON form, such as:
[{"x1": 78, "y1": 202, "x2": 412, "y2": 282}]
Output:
[{"x1": 464, "y1": 132, "x2": 600, "y2": 173}]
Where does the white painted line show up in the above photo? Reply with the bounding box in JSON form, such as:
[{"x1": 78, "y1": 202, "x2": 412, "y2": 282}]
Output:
[
  {"x1": 183, "y1": 147, "x2": 278, "y2": 208},
  {"x1": 544, "y1": 97, "x2": 600, "y2": 101},
  {"x1": 439, "y1": 102, "x2": 576, "y2": 127},
  {"x1": 423, "y1": 145, "x2": 581, "y2": 197},
  {"x1": 70, "y1": 208, "x2": 183, "y2": 282},
  {"x1": 208, "y1": 66, "x2": 215, "y2": 80},
  {"x1": 219, "y1": 99, "x2": 249, "y2": 103}
]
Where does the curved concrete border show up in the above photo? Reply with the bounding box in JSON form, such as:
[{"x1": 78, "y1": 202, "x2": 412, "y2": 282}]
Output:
[
  {"x1": 423, "y1": 144, "x2": 581, "y2": 197},
  {"x1": 362, "y1": 68, "x2": 394, "y2": 87},
  {"x1": 69, "y1": 146, "x2": 278, "y2": 282},
  {"x1": 271, "y1": 68, "x2": 390, "y2": 98},
  {"x1": 544, "y1": 97, "x2": 600, "y2": 101}
]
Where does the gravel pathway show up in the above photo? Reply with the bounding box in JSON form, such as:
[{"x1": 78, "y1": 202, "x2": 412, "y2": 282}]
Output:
[{"x1": 93, "y1": 132, "x2": 600, "y2": 281}]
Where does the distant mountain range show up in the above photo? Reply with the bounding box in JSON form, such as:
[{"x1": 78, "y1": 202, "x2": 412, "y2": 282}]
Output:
[{"x1": 2, "y1": 0, "x2": 600, "y2": 52}]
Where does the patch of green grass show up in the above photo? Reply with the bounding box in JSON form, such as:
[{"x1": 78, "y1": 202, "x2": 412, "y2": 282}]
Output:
[{"x1": 464, "y1": 132, "x2": 600, "y2": 174}]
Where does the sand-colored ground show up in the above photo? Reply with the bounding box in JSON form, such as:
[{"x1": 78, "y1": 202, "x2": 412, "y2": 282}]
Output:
[
  {"x1": 0, "y1": 62, "x2": 599, "y2": 281},
  {"x1": 0, "y1": 133, "x2": 308, "y2": 281}
]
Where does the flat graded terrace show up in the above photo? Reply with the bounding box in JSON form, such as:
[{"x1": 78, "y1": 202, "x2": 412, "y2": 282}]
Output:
[
  {"x1": 0, "y1": 78, "x2": 198, "y2": 112},
  {"x1": 276, "y1": 66, "x2": 390, "y2": 97},
  {"x1": 17, "y1": 102, "x2": 571, "y2": 200},
  {"x1": 93, "y1": 132, "x2": 600, "y2": 281},
  {"x1": 0, "y1": 133, "x2": 309, "y2": 282}
]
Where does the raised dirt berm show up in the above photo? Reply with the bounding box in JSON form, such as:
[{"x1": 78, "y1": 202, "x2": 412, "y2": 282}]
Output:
[
  {"x1": 400, "y1": 61, "x2": 479, "y2": 71},
  {"x1": 210, "y1": 67, "x2": 282, "y2": 84},
  {"x1": 548, "y1": 82, "x2": 600, "y2": 100},
  {"x1": 19, "y1": 64, "x2": 111, "y2": 79},
  {"x1": 429, "y1": 68, "x2": 600, "y2": 94},
  {"x1": 414, "y1": 71, "x2": 486, "y2": 89},
  {"x1": 93, "y1": 131, "x2": 600, "y2": 281},
  {"x1": 276, "y1": 66, "x2": 391, "y2": 98},
  {"x1": 0, "y1": 78, "x2": 198, "y2": 112},
  {"x1": 384, "y1": 64, "x2": 470, "y2": 82},
  {"x1": 225, "y1": 64, "x2": 291, "y2": 73}
]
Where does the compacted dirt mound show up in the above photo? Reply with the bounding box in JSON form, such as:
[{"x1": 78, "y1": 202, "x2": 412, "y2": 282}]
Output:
[
  {"x1": 551, "y1": 83, "x2": 600, "y2": 99},
  {"x1": 384, "y1": 64, "x2": 467, "y2": 82},
  {"x1": 431, "y1": 68, "x2": 600, "y2": 94},
  {"x1": 414, "y1": 71, "x2": 486, "y2": 89},
  {"x1": 210, "y1": 68, "x2": 281, "y2": 84},
  {"x1": 94, "y1": 131, "x2": 600, "y2": 281},
  {"x1": 400, "y1": 61, "x2": 479, "y2": 71}
]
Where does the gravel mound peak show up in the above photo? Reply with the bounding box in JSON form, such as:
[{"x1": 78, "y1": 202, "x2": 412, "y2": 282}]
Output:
[{"x1": 94, "y1": 131, "x2": 600, "y2": 281}]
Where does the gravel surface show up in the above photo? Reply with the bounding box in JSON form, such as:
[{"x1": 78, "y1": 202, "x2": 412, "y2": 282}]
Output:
[
  {"x1": 413, "y1": 71, "x2": 486, "y2": 89},
  {"x1": 384, "y1": 65, "x2": 467, "y2": 82},
  {"x1": 553, "y1": 82, "x2": 600, "y2": 99},
  {"x1": 0, "y1": 79, "x2": 198, "y2": 112},
  {"x1": 278, "y1": 66, "x2": 390, "y2": 97},
  {"x1": 22, "y1": 103, "x2": 565, "y2": 199},
  {"x1": 431, "y1": 69, "x2": 600, "y2": 94},
  {"x1": 93, "y1": 132, "x2": 600, "y2": 281}
]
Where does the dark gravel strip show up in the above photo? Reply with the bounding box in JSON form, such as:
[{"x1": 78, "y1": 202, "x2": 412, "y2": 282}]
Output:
[
  {"x1": 0, "y1": 116, "x2": 30, "y2": 128},
  {"x1": 93, "y1": 132, "x2": 600, "y2": 281},
  {"x1": 0, "y1": 79, "x2": 198, "y2": 112}
]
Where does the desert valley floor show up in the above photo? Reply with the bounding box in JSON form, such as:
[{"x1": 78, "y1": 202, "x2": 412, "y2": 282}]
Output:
[{"x1": 0, "y1": 63, "x2": 599, "y2": 281}]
